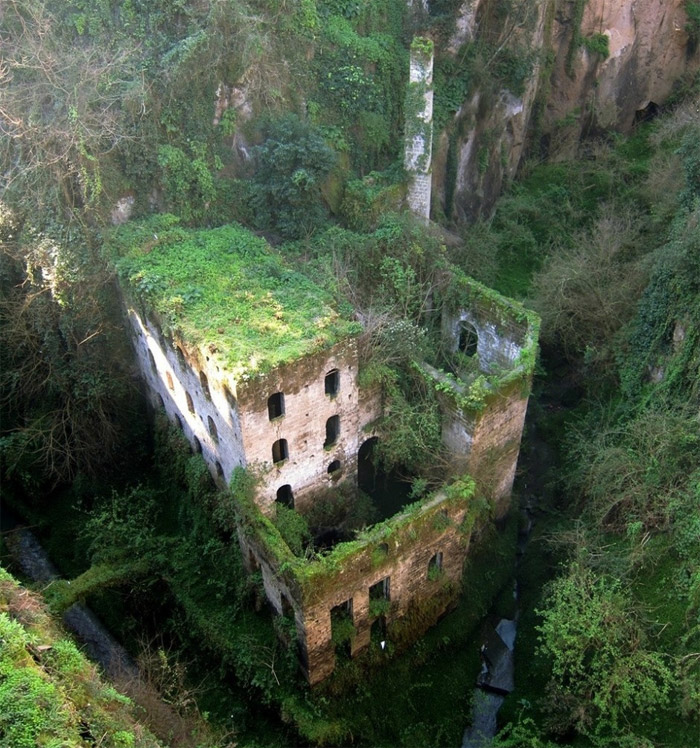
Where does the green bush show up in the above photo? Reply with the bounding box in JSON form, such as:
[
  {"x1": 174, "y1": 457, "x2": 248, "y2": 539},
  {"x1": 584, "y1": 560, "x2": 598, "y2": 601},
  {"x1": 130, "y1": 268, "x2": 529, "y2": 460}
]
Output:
[
  {"x1": 273, "y1": 504, "x2": 311, "y2": 556},
  {"x1": 251, "y1": 115, "x2": 337, "y2": 239},
  {"x1": 536, "y1": 563, "x2": 673, "y2": 745}
]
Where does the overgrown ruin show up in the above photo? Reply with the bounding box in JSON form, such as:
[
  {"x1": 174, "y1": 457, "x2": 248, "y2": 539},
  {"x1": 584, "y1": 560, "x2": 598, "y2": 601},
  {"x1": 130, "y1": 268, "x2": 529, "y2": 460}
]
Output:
[{"x1": 111, "y1": 217, "x2": 538, "y2": 684}]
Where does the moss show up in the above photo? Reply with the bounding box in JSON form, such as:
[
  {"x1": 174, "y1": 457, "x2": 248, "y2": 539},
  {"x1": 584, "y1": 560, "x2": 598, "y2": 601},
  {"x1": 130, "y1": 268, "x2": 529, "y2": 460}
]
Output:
[
  {"x1": 0, "y1": 567, "x2": 161, "y2": 748},
  {"x1": 106, "y1": 215, "x2": 361, "y2": 378}
]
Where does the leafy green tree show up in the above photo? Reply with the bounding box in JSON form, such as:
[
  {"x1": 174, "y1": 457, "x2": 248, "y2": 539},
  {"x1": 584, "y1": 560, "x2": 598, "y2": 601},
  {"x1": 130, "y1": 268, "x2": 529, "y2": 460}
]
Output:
[
  {"x1": 536, "y1": 562, "x2": 673, "y2": 745},
  {"x1": 251, "y1": 115, "x2": 336, "y2": 239}
]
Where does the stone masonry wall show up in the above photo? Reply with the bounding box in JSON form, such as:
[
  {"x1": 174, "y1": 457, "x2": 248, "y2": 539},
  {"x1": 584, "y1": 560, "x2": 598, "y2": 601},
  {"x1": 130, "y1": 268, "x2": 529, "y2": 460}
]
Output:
[
  {"x1": 235, "y1": 339, "x2": 382, "y2": 515},
  {"x1": 238, "y1": 489, "x2": 474, "y2": 685},
  {"x1": 126, "y1": 305, "x2": 382, "y2": 506},
  {"x1": 126, "y1": 309, "x2": 246, "y2": 484},
  {"x1": 405, "y1": 40, "x2": 434, "y2": 222}
]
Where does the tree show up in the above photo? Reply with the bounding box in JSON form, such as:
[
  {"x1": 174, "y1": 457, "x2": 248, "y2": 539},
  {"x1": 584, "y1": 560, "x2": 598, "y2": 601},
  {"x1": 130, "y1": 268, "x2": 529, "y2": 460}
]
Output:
[
  {"x1": 251, "y1": 114, "x2": 336, "y2": 239},
  {"x1": 536, "y1": 562, "x2": 673, "y2": 746},
  {"x1": 0, "y1": 0, "x2": 145, "y2": 216}
]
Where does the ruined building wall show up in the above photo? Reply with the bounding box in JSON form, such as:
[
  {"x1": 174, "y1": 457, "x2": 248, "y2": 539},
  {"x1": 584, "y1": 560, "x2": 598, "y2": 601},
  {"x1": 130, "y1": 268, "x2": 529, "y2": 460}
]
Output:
[
  {"x1": 125, "y1": 302, "x2": 382, "y2": 512},
  {"x1": 404, "y1": 37, "x2": 434, "y2": 222},
  {"x1": 235, "y1": 339, "x2": 382, "y2": 515},
  {"x1": 237, "y1": 487, "x2": 474, "y2": 685},
  {"x1": 126, "y1": 309, "x2": 246, "y2": 484}
]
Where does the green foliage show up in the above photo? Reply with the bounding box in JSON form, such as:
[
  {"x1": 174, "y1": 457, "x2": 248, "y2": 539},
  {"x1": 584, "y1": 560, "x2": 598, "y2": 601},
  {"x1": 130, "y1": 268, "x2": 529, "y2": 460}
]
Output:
[
  {"x1": 685, "y1": 1, "x2": 700, "y2": 48},
  {"x1": 0, "y1": 568, "x2": 160, "y2": 747},
  {"x1": 582, "y1": 32, "x2": 610, "y2": 59},
  {"x1": 251, "y1": 115, "x2": 337, "y2": 239},
  {"x1": 339, "y1": 171, "x2": 404, "y2": 231},
  {"x1": 157, "y1": 142, "x2": 222, "y2": 225},
  {"x1": 536, "y1": 563, "x2": 673, "y2": 745},
  {"x1": 273, "y1": 505, "x2": 311, "y2": 557},
  {"x1": 108, "y1": 215, "x2": 361, "y2": 376},
  {"x1": 566, "y1": 409, "x2": 700, "y2": 533}
]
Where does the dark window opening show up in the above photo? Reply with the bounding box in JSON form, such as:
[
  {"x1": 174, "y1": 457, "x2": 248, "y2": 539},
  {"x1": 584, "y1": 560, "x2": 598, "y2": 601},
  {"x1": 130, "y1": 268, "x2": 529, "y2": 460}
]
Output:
[
  {"x1": 378, "y1": 543, "x2": 389, "y2": 557},
  {"x1": 370, "y1": 616, "x2": 387, "y2": 649},
  {"x1": 458, "y1": 322, "x2": 478, "y2": 357},
  {"x1": 325, "y1": 369, "x2": 340, "y2": 397},
  {"x1": 276, "y1": 484, "x2": 294, "y2": 508},
  {"x1": 268, "y1": 392, "x2": 285, "y2": 420},
  {"x1": 223, "y1": 385, "x2": 237, "y2": 409},
  {"x1": 207, "y1": 415, "x2": 219, "y2": 442},
  {"x1": 215, "y1": 461, "x2": 224, "y2": 477},
  {"x1": 147, "y1": 349, "x2": 157, "y2": 374},
  {"x1": 327, "y1": 460, "x2": 341, "y2": 475},
  {"x1": 199, "y1": 370, "x2": 211, "y2": 399},
  {"x1": 175, "y1": 346, "x2": 186, "y2": 368},
  {"x1": 272, "y1": 439, "x2": 288, "y2": 464},
  {"x1": 156, "y1": 393, "x2": 165, "y2": 409},
  {"x1": 324, "y1": 415, "x2": 340, "y2": 448},
  {"x1": 428, "y1": 552, "x2": 443, "y2": 579},
  {"x1": 165, "y1": 371, "x2": 174, "y2": 390},
  {"x1": 192, "y1": 436, "x2": 202, "y2": 454},
  {"x1": 185, "y1": 391, "x2": 195, "y2": 414},
  {"x1": 174, "y1": 413, "x2": 183, "y2": 430},
  {"x1": 358, "y1": 437, "x2": 413, "y2": 522},
  {"x1": 331, "y1": 600, "x2": 354, "y2": 659},
  {"x1": 369, "y1": 576, "x2": 390, "y2": 602}
]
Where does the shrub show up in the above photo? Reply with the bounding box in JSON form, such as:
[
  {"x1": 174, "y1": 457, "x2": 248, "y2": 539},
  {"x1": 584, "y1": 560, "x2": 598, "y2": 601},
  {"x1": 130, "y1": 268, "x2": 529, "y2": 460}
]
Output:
[
  {"x1": 251, "y1": 115, "x2": 336, "y2": 239},
  {"x1": 536, "y1": 563, "x2": 673, "y2": 745}
]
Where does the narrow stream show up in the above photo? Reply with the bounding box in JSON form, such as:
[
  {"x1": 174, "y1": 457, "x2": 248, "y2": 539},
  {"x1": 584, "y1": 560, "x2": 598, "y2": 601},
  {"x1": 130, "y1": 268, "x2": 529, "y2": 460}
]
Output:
[{"x1": 462, "y1": 429, "x2": 545, "y2": 746}]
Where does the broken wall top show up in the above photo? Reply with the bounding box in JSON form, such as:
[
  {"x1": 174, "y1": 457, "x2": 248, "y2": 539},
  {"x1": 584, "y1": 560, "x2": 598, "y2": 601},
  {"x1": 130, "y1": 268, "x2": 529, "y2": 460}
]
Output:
[{"x1": 106, "y1": 214, "x2": 361, "y2": 380}]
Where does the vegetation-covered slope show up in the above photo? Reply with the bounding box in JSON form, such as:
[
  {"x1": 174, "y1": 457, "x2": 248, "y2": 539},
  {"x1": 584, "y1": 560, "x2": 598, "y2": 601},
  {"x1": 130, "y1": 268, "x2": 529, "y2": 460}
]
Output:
[{"x1": 0, "y1": 566, "x2": 161, "y2": 748}]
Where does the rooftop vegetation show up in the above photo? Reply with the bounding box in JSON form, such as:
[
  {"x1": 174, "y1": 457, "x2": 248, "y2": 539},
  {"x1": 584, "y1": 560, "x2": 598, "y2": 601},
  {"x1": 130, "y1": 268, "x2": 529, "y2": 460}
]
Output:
[{"x1": 106, "y1": 215, "x2": 361, "y2": 377}]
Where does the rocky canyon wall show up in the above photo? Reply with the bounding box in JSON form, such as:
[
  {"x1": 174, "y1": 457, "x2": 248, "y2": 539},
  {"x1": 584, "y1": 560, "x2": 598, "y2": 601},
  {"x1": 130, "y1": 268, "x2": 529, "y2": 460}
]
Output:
[{"x1": 436, "y1": 0, "x2": 700, "y2": 222}]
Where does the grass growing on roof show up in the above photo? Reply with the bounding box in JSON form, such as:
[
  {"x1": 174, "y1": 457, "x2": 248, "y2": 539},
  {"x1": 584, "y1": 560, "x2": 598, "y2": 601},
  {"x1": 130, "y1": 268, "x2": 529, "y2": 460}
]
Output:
[{"x1": 106, "y1": 215, "x2": 360, "y2": 377}]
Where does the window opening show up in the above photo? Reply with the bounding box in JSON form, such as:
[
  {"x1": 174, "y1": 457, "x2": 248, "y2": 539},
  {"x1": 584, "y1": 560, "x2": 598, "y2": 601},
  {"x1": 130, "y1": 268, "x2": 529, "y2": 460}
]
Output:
[
  {"x1": 324, "y1": 415, "x2": 340, "y2": 448},
  {"x1": 268, "y1": 392, "x2": 285, "y2": 420},
  {"x1": 215, "y1": 461, "x2": 224, "y2": 477},
  {"x1": 156, "y1": 393, "x2": 165, "y2": 409},
  {"x1": 327, "y1": 460, "x2": 341, "y2": 475},
  {"x1": 199, "y1": 370, "x2": 211, "y2": 399},
  {"x1": 192, "y1": 436, "x2": 202, "y2": 454},
  {"x1": 369, "y1": 576, "x2": 390, "y2": 602},
  {"x1": 370, "y1": 616, "x2": 387, "y2": 650},
  {"x1": 207, "y1": 415, "x2": 219, "y2": 442},
  {"x1": 185, "y1": 391, "x2": 195, "y2": 414},
  {"x1": 272, "y1": 439, "x2": 288, "y2": 464},
  {"x1": 325, "y1": 369, "x2": 340, "y2": 397},
  {"x1": 457, "y1": 322, "x2": 478, "y2": 357},
  {"x1": 331, "y1": 600, "x2": 354, "y2": 659},
  {"x1": 175, "y1": 346, "x2": 186, "y2": 368},
  {"x1": 428, "y1": 552, "x2": 443, "y2": 580},
  {"x1": 276, "y1": 484, "x2": 294, "y2": 508},
  {"x1": 174, "y1": 413, "x2": 183, "y2": 430},
  {"x1": 165, "y1": 371, "x2": 174, "y2": 390},
  {"x1": 147, "y1": 349, "x2": 157, "y2": 374}
]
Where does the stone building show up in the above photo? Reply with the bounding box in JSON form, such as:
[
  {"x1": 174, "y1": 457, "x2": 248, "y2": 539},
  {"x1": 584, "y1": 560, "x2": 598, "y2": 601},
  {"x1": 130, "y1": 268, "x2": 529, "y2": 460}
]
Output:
[{"x1": 113, "y1": 217, "x2": 539, "y2": 684}]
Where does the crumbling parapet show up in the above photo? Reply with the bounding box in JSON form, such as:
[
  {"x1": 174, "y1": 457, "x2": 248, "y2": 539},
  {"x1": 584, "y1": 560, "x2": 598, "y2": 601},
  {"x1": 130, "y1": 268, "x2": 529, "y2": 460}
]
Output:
[{"x1": 404, "y1": 37, "x2": 435, "y2": 222}]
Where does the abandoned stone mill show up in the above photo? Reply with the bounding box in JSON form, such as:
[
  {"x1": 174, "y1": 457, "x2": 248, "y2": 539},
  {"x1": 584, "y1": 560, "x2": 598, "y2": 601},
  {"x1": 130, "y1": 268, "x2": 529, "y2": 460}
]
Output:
[{"x1": 115, "y1": 212, "x2": 538, "y2": 685}]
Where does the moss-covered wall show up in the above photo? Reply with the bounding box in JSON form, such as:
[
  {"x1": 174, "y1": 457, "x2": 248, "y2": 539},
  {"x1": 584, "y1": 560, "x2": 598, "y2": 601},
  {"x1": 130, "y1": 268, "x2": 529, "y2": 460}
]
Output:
[{"x1": 238, "y1": 477, "x2": 483, "y2": 685}]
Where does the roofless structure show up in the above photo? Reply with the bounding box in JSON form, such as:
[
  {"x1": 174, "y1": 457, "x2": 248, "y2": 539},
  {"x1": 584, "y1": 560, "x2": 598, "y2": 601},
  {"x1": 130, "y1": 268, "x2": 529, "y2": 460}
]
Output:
[{"x1": 110, "y1": 214, "x2": 539, "y2": 684}]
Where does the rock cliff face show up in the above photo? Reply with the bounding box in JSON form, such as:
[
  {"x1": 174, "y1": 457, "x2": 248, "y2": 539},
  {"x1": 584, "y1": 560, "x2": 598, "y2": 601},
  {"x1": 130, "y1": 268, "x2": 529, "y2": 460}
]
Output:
[
  {"x1": 437, "y1": 0, "x2": 699, "y2": 221},
  {"x1": 544, "y1": 0, "x2": 698, "y2": 155}
]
